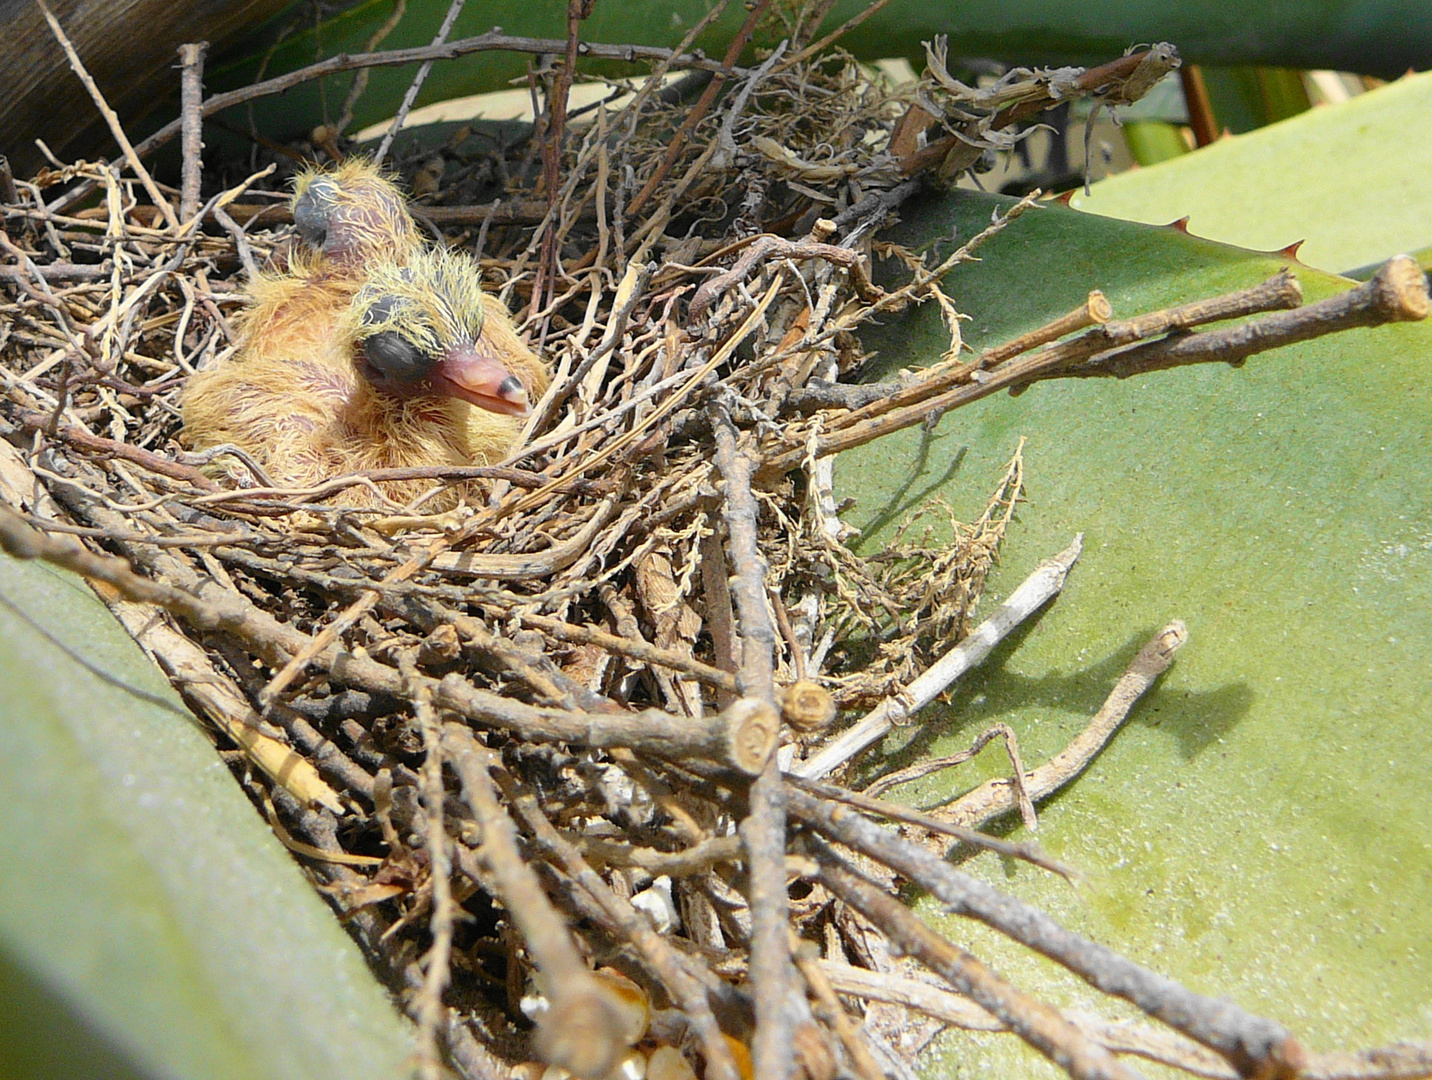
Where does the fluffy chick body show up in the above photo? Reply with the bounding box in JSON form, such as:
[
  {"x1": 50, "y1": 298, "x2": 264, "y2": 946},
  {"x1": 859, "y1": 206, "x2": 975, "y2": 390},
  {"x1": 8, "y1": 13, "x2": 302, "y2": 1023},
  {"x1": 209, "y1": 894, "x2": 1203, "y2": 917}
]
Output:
[{"x1": 182, "y1": 244, "x2": 549, "y2": 510}]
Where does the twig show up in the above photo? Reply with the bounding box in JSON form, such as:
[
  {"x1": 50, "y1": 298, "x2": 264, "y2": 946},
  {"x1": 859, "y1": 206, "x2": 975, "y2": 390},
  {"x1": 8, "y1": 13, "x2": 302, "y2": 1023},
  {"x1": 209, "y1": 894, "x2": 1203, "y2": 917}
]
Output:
[
  {"x1": 336, "y1": 0, "x2": 408, "y2": 137},
  {"x1": 1077, "y1": 255, "x2": 1429, "y2": 378},
  {"x1": 783, "y1": 271, "x2": 1308, "y2": 467},
  {"x1": 177, "y1": 43, "x2": 208, "y2": 223},
  {"x1": 36, "y1": 0, "x2": 180, "y2": 232},
  {"x1": 791, "y1": 789, "x2": 1306, "y2": 1078},
  {"x1": 776, "y1": 0, "x2": 902, "y2": 71},
  {"x1": 690, "y1": 234, "x2": 882, "y2": 320},
  {"x1": 624, "y1": 0, "x2": 773, "y2": 222},
  {"x1": 814, "y1": 841, "x2": 1148, "y2": 1080},
  {"x1": 712, "y1": 405, "x2": 797, "y2": 1078},
  {"x1": 499, "y1": 767, "x2": 744, "y2": 1080},
  {"x1": 819, "y1": 962, "x2": 1243, "y2": 1079},
  {"x1": 1303, "y1": 1042, "x2": 1432, "y2": 1080},
  {"x1": 790, "y1": 929, "x2": 885, "y2": 1080},
  {"x1": 517, "y1": 611, "x2": 739, "y2": 692},
  {"x1": 374, "y1": 0, "x2": 465, "y2": 166},
  {"x1": 793, "y1": 535, "x2": 1082, "y2": 779},
  {"x1": 789, "y1": 773, "x2": 1073, "y2": 878},
  {"x1": 531, "y1": 0, "x2": 589, "y2": 317},
  {"x1": 941, "y1": 621, "x2": 1188, "y2": 829},
  {"x1": 442, "y1": 725, "x2": 632, "y2": 1079},
  {"x1": 0, "y1": 505, "x2": 779, "y2": 772},
  {"x1": 400, "y1": 651, "x2": 456, "y2": 1080}
]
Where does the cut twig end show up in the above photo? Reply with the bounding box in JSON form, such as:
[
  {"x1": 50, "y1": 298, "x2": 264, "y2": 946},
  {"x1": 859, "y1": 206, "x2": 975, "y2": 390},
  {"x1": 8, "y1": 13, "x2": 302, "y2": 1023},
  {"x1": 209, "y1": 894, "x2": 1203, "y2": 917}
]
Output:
[{"x1": 1369, "y1": 254, "x2": 1431, "y2": 323}]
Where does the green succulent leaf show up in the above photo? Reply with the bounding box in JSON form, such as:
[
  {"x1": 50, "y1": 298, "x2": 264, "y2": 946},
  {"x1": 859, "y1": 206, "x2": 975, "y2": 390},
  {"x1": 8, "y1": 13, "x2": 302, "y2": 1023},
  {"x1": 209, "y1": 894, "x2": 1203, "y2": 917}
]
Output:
[
  {"x1": 1073, "y1": 69, "x2": 1432, "y2": 275},
  {"x1": 210, "y1": 0, "x2": 1432, "y2": 149},
  {"x1": 837, "y1": 189, "x2": 1432, "y2": 1074},
  {"x1": 0, "y1": 556, "x2": 413, "y2": 1080}
]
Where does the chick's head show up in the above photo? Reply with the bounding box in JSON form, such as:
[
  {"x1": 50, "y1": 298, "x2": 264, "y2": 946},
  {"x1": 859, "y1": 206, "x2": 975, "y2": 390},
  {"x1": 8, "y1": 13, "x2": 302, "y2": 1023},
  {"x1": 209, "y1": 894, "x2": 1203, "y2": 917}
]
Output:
[
  {"x1": 344, "y1": 248, "x2": 534, "y2": 417},
  {"x1": 291, "y1": 159, "x2": 420, "y2": 269}
]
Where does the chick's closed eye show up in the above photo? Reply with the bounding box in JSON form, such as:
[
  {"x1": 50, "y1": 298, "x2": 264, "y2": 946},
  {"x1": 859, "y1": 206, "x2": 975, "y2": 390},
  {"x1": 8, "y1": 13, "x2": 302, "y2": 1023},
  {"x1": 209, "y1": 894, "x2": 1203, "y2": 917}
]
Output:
[{"x1": 362, "y1": 330, "x2": 433, "y2": 387}]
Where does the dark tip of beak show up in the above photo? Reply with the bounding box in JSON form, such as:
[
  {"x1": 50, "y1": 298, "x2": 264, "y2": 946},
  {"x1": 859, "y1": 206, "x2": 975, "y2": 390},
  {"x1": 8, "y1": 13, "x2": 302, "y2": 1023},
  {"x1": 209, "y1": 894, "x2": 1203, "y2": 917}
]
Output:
[{"x1": 497, "y1": 375, "x2": 526, "y2": 405}]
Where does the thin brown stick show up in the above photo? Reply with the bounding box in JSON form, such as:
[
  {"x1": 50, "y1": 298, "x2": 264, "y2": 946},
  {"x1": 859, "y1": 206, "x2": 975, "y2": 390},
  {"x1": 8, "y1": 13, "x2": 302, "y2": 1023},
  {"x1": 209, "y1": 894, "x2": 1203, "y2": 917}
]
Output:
[
  {"x1": 712, "y1": 406, "x2": 796, "y2": 1078},
  {"x1": 0, "y1": 506, "x2": 777, "y2": 773},
  {"x1": 788, "y1": 773, "x2": 1074, "y2": 879},
  {"x1": 518, "y1": 611, "x2": 739, "y2": 692},
  {"x1": 443, "y1": 725, "x2": 630, "y2": 1079},
  {"x1": 784, "y1": 272, "x2": 1306, "y2": 468},
  {"x1": 941, "y1": 621, "x2": 1187, "y2": 829},
  {"x1": 36, "y1": 0, "x2": 180, "y2": 232},
  {"x1": 531, "y1": 0, "x2": 588, "y2": 317},
  {"x1": 1079, "y1": 255, "x2": 1429, "y2": 378},
  {"x1": 373, "y1": 0, "x2": 466, "y2": 166},
  {"x1": 1303, "y1": 1042, "x2": 1432, "y2": 1080},
  {"x1": 794, "y1": 535, "x2": 1082, "y2": 779},
  {"x1": 776, "y1": 0, "x2": 903, "y2": 71},
  {"x1": 401, "y1": 652, "x2": 456, "y2": 1080},
  {"x1": 624, "y1": 0, "x2": 772, "y2": 222},
  {"x1": 499, "y1": 767, "x2": 744, "y2": 1080},
  {"x1": 177, "y1": 43, "x2": 208, "y2": 224},
  {"x1": 791, "y1": 788, "x2": 1306, "y2": 1078},
  {"x1": 814, "y1": 842, "x2": 1147, "y2": 1080}
]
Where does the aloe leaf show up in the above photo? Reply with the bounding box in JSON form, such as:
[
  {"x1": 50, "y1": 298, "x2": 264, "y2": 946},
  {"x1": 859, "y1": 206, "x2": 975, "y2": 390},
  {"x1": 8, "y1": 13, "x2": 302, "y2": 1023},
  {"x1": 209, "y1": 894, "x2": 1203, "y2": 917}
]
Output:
[
  {"x1": 1073, "y1": 69, "x2": 1432, "y2": 275},
  {"x1": 0, "y1": 555, "x2": 413, "y2": 1080},
  {"x1": 209, "y1": 0, "x2": 1431, "y2": 150},
  {"x1": 836, "y1": 190, "x2": 1432, "y2": 1074}
]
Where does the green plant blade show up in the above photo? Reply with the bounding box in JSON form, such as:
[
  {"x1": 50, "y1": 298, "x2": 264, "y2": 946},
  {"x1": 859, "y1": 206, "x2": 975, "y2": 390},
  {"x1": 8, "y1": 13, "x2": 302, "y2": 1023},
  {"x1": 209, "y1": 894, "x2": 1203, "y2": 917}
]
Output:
[
  {"x1": 837, "y1": 191, "x2": 1432, "y2": 1074},
  {"x1": 0, "y1": 555, "x2": 413, "y2": 1080},
  {"x1": 1073, "y1": 69, "x2": 1432, "y2": 275},
  {"x1": 207, "y1": 0, "x2": 1432, "y2": 152}
]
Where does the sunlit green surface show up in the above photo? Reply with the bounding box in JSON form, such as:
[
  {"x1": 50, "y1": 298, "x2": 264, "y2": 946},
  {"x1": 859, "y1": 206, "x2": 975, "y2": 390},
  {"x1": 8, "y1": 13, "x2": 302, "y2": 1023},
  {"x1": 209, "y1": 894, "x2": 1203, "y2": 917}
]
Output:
[
  {"x1": 0, "y1": 555, "x2": 413, "y2": 1080},
  {"x1": 838, "y1": 190, "x2": 1432, "y2": 1076},
  {"x1": 1074, "y1": 70, "x2": 1432, "y2": 275}
]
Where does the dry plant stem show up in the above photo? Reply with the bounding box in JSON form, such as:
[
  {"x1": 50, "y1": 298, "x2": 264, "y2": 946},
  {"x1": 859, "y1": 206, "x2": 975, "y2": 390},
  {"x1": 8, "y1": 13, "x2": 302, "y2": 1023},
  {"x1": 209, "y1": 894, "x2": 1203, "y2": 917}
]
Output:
[
  {"x1": 863, "y1": 721, "x2": 1025, "y2": 800},
  {"x1": 819, "y1": 962, "x2": 1242, "y2": 1080},
  {"x1": 712, "y1": 408, "x2": 797, "y2": 1079},
  {"x1": 499, "y1": 771, "x2": 744, "y2": 1080},
  {"x1": 788, "y1": 774, "x2": 1073, "y2": 878},
  {"x1": 792, "y1": 272, "x2": 1303, "y2": 467},
  {"x1": 401, "y1": 653, "x2": 456, "y2": 1080},
  {"x1": 1303, "y1": 1043, "x2": 1432, "y2": 1080},
  {"x1": 793, "y1": 264, "x2": 1427, "y2": 467},
  {"x1": 1080, "y1": 255, "x2": 1431, "y2": 378},
  {"x1": 899, "y1": 47, "x2": 1171, "y2": 178},
  {"x1": 373, "y1": 0, "x2": 466, "y2": 167},
  {"x1": 794, "y1": 535, "x2": 1082, "y2": 779},
  {"x1": 177, "y1": 43, "x2": 207, "y2": 224},
  {"x1": 790, "y1": 930, "x2": 885, "y2": 1080},
  {"x1": 776, "y1": 0, "x2": 901, "y2": 70},
  {"x1": 531, "y1": 0, "x2": 587, "y2": 316},
  {"x1": 790, "y1": 789, "x2": 1306, "y2": 1079},
  {"x1": 796, "y1": 290, "x2": 1111, "y2": 420},
  {"x1": 443, "y1": 725, "x2": 630, "y2": 1080},
  {"x1": 623, "y1": 0, "x2": 772, "y2": 222},
  {"x1": 943, "y1": 621, "x2": 1188, "y2": 829},
  {"x1": 518, "y1": 611, "x2": 739, "y2": 693},
  {"x1": 35, "y1": 0, "x2": 180, "y2": 232},
  {"x1": 0, "y1": 506, "x2": 775, "y2": 772},
  {"x1": 689, "y1": 234, "x2": 881, "y2": 320},
  {"x1": 110, "y1": 30, "x2": 748, "y2": 176},
  {"x1": 102, "y1": 595, "x2": 344, "y2": 813},
  {"x1": 814, "y1": 843, "x2": 1147, "y2": 1080}
]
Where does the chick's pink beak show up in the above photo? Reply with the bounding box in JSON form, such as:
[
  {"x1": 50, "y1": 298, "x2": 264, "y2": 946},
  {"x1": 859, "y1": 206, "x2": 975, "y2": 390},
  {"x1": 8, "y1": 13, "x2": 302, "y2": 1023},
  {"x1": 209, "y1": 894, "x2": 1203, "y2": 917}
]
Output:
[{"x1": 433, "y1": 344, "x2": 530, "y2": 416}]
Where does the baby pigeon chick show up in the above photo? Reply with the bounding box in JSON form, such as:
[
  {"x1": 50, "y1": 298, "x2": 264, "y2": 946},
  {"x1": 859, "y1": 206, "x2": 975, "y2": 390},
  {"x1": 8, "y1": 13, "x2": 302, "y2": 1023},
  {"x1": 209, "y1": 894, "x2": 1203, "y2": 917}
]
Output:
[
  {"x1": 181, "y1": 246, "x2": 549, "y2": 510},
  {"x1": 289, "y1": 158, "x2": 421, "y2": 272}
]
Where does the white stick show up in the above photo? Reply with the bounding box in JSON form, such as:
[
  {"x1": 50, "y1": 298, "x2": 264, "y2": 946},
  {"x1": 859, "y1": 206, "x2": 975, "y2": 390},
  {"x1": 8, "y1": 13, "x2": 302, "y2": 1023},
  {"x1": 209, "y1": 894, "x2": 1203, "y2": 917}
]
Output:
[{"x1": 791, "y1": 534, "x2": 1082, "y2": 779}]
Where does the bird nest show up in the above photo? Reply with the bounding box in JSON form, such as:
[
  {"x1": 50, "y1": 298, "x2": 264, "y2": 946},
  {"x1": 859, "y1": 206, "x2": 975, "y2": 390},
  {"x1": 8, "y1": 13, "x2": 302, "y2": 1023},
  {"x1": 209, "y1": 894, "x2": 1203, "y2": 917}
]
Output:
[{"x1": 2, "y1": 16, "x2": 1428, "y2": 1080}]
